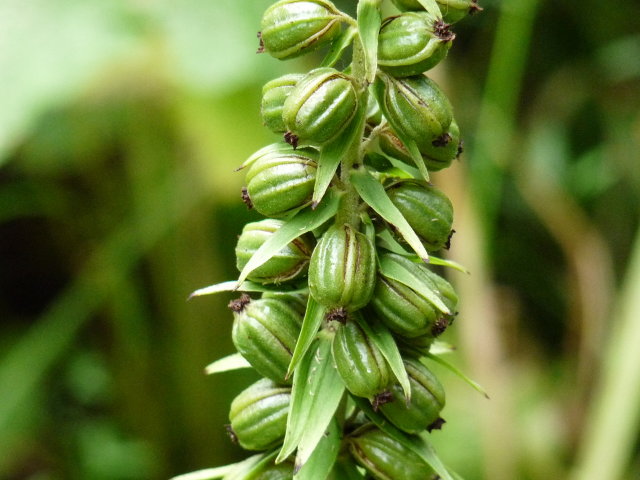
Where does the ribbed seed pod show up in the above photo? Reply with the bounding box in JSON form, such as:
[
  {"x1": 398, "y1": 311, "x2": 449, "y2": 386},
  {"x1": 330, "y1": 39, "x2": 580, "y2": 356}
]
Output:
[
  {"x1": 235, "y1": 219, "x2": 315, "y2": 284},
  {"x1": 391, "y1": 0, "x2": 482, "y2": 23},
  {"x1": 308, "y1": 224, "x2": 376, "y2": 311},
  {"x1": 348, "y1": 425, "x2": 437, "y2": 480},
  {"x1": 378, "y1": 357, "x2": 445, "y2": 433},
  {"x1": 231, "y1": 297, "x2": 302, "y2": 384},
  {"x1": 373, "y1": 74, "x2": 453, "y2": 149},
  {"x1": 228, "y1": 379, "x2": 291, "y2": 451},
  {"x1": 386, "y1": 180, "x2": 453, "y2": 251},
  {"x1": 244, "y1": 146, "x2": 318, "y2": 217},
  {"x1": 378, "y1": 12, "x2": 453, "y2": 77},
  {"x1": 332, "y1": 316, "x2": 391, "y2": 399},
  {"x1": 261, "y1": 290, "x2": 308, "y2": 316},
  {"x1": 261, "y1": 74, "x2": 304, "y2": 133},
  {"x1": 370, "y1": 253, "x2": 457, "y2": 337},
  {"x1": 378, "y1": 118, "x2": 461, "y2": 172},
  {"x1": 260, "y1": 0, "x2": 344, "y2": 60},
  {"x1": 396, "y1": 332, "x2": 435, "y2": 356},
  {"x1": 283, "y1": 68, "x2": 358, "y2": 146}
]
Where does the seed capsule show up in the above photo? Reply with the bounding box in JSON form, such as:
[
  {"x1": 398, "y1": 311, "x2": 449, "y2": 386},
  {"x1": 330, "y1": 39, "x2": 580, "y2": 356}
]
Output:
[
  {"x1": 228, "y1": 379, "x2": 291, "y2": 451},
  {"x1": 378, "y1": 12, "x2": 453, "y2": 77},
  {"x1": 370, "y1": 253, "x2": 457, "y2": 337},
  {"x1": 308, "y1": 224, "x2": 376, "y2": 311},
  {"x1": 373, "y1": 74, "x2": 453, "y2": 150},
  {"x1": 261, "y1": 290, "x2": 309, "y2": 316},
  {"x1": 260, "y1": 0, "x2": 344, "y2": 60},
  {"x1": 244, "y1": 146, "x2": 318, "y2": 217},
  {"x1": 261, "y1": 74, "x2": 304, "y2": 133},
  {"x1": 391, "y1": 0, "x2": 482, "y2": 23},
  {"x1": 231, "y1": 297, "x2": 302, "y2": 384},
  {"x1": 283, "y1": 68, "x2": 359, "y2": 146},
  {"x1": 235, "y1": 219, "x2": 315, "y2": 284},
  {"x1": 378, "y1": 357, "x2": 445, "y2": 434},
  {"x1": 348, "y1": 425, "x2": 437, "y2": 480},
  {"x1": 386, "y1": 180, "x2": 453, "y2": 251},
  {"x1": 332, "y1": 315, "x2": 391, "y2": 399},
  {"x1": 378, "y1": 118, "x2": 461, "y2": 172}
]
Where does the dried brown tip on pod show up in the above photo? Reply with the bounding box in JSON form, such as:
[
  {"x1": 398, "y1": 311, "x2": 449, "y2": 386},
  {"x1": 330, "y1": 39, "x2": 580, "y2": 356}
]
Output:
[
  {"x1": 228, "y1": 294, "x2": 252, "y2": 312},
  {"x1": 326, "y1": 306, "x2": 348, "y2": 324},
  {"x1": 433, "y1": 19, "x2": 455, "y2": 42},
  {"x1": 284, "y1": 131, "x2": 299, "y2": 149},
  {"x1": 372, "y1": 390, "x2": 394, "y2": 411},
  {"x1": 256, "y1": 31, "x2": 265, "y2": 53},
  {"x1": 427, "y1": 417, "x2": 446, "y2": 432},
  {"x1": 241, "y1": 187, "x2": 253, "y2": 209}
]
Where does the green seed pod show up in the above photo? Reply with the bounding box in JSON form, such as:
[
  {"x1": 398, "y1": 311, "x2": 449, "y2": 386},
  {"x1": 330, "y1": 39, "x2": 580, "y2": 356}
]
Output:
[
  {"x1": 378, "y1": 357, "x2": 446, "y2": 433},
  {"x1": 373, "y1": 74, "x2": 453, "y2": 149},
  {"x1": 308, "y1": 224, "x2": 376, "y2": 311},
  {"x1": 386, "y1": 180, "x2": 453, "y2": 251},
  {"x1": 378, "y1": 119, "x2": 462, "y2": 172},
  {"x1": 228, "y1": 379, "x2": 290, "y2": 451},
  {"x1": 378, "y1": 12, "x2": 454, "y2": 78},
  {"x1": 230, "y1": 297, "x2": 302, "y2": 384},
  {"x1": 396, "y1": 331, "x2": 435, "y2": 356},
  {"x1": 253, "y1": 462, "x2": 295, "y2": 480},
  {"x1": 436, "y1": 0, "x2": 483, "y2": 23},
  {"x1": 283, "y1": 68, "x2": 359, "y2": 146},
  {"x1": 370, "y1": 253, "x2": 457, "y2": 337},
  {"x1": 261, "y1": 74, "x2": 304, "y2": 133},
  {"x1": 235, "y1": 219, "x2": 315, "y2": 284},
  {"x1": 260, "y1": 0, "x2": 344, "y2": 60},
  {"x1": 244, "y1": 146, "x2": 318, "y2": 217},
  {"x1": 261, "y1": 290, "x2": 308, "y2": 316},
  {"x1": 348, "y1": 425, "x2": 437, "y2": 480},
  {"x1": 331, "y1": 315, "x2": 391, "y2": 399}
]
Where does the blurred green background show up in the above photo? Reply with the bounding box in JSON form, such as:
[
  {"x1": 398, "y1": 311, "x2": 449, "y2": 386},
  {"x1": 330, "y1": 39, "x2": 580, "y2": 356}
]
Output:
[{"x1": 1, "y1": 0, "x2": 639, "y2": 479}]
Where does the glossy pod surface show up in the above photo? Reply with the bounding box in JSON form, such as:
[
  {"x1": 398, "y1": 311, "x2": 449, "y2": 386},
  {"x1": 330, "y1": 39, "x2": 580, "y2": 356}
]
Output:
[
  {"x1": 261, "y1": 73, "x2": 304, "y2": 133},
  {"x1": 308, "y1": 224, "x2": 376, "y2": 311},
  {"x1": 228, "y1": 379, "x2": 291, "y2": 451},
  {"x1": 260, "y1": 0, "x2": 343, "y2": 59},
  {"x1": 235, "y1": 219, "x2": 315, "y2": 284},
  {"x1": 231, "y1": 298, "x2": 302, "y2": 384}
]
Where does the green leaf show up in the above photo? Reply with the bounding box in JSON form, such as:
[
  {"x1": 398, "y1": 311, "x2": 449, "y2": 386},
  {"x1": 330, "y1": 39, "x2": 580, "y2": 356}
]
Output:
[
  {"x1": 378, "y1": 255, "x2": 450, "y2": 314},
  {"x1": 351, "y1": 168, "x2": 430, "y2": 262},
  {"x1": 295, "y1": 418, "x2": 341, "y2": 478},
  {"x1": 286, "y1": 297, "x2": 327, "y2": 379},
  {"x1": 416, "y1": 0, "x2": 443, "y2": 18},
  {"x1": 429, "y1": 340, "x2": 456, "y2": 355},
  {"x1": 312, "y1": 104, "x2": 366, "y2": 207},
  {"x1": 237, "y1": 194, "x2": 340, "y2": 284},
  {"x1": 379, "y1": 152, "x2": 422, "y2": 180},
  {"x1": 353, "y1": 398, "x2": 455, "y2": 480},
  {"x1": 428, "y1": 256, "x2": 470, "y2": 274},
  {"x1": 224, "y1": 451, "x2": 279, "y2": 480},
  {"x1": 357, "y1": 0, "x2": 382, "y2": 84},
  {"x1": 402, "y1": 135, "x2": 430, "y2": 182},
  {"x1": 423, "y1": 354, "x2": 489, "y2": 398},
  {"x1": 189, "y1": 280, "x2": 302, "y2": 299},
  {"x1": 278, "y1": 336, "x2": 345, "y2": 465},
  {"x1": 321, "y1": 26, "x2": 357, "y2": 68},
  {"x1": 375, "y1": 229, "x2": 411, "y2": 256},
  {"x1": 204, "y1": 353, "x2": 251, "y2": 375},
  {"x1": 361, "y1": 212, "x2": 377, "y2": 247},
  {"x1": 169, "y1": 453, "x2": 266, "y2": 480},
  {"x1": 355, "y1": 315, "x2": 411, "y2": 401}
]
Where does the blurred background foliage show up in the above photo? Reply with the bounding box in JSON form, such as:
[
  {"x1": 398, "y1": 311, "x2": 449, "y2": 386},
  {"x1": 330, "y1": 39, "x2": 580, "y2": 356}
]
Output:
[{"x1": 0, "y1": 0, "x2": 639, "y2": 479}]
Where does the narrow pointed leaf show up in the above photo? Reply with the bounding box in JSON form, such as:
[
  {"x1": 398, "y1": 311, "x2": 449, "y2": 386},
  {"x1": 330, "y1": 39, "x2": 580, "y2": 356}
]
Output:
[
  {"x1": 278, "y1": 337, "x2": 345, "y2": 464},
  {"x1": 321, "y1": 26, "x2": 357, "y2": 68},
  {"x1": 224, "y1": 451, "x2": 279, "y2": 480},
  {"x1": 286, "y1": 297, "x2": 327, "y2": 378},
  {"x1": 357, "y1": 0, "x2": 382, "y2": 83},
  {"x1": 237, "y1": 194, "x2": 339, "y2": 284},
  {"x1": 376, "y1": 229, "x2": 411, "y2": 255},
  {"x1": 355, "y1": 315, "x2": 411, "y2": 401},
  {"x1": 189, "y1": 280, "x2": 296, "y2": 299},
  {"x1": 169, "y1": 453, "x2": 266, "y2": 480},
  {"x1": 429, "y1": 256, "x2": 469, "y2": 274},
  {"x1": 380, "y1": 152, "x2": 422, "y2": 179},
  {"x1": 424, "y1": 354, "x2": 489, "y2": 398},
  {"x1": 429, "y1": 340, "x2": 456, "y2": 355},
  {"x1": 416, "y1": 0, "x2": 443, "y2": 18},
  {"x1": 204, "y1": 353, "x2": 251, "y2": 375},
  {"x1": 402, "y1": 135, "x2": 430, "y2": 182},
  {"x1": 351, "y1": 168, "x2": 430, "y2": 261},
  {"x1": 294, "y1": 418, "x2": 341, "y2": 478},
  {"x1": 378, "y1": 255, "x2": 450, "y2": 314},
  {"x1": 353, "y1": 398, "x2": 454, "y2": 480},
  {"x1": 312, "y1": 104, "x2": 366, "y2": 206}
]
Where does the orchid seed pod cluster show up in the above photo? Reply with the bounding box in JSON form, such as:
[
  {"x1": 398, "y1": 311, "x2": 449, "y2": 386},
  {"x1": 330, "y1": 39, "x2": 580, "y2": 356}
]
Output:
[{"x1": 186, "y1": 1, "x2": 484, "y2": 479}]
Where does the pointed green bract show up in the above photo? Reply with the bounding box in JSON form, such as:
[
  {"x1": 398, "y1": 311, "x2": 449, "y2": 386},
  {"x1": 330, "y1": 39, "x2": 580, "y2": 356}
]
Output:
[{"x1": 356, "y1": 0, "x2": 382, "y2": 83}]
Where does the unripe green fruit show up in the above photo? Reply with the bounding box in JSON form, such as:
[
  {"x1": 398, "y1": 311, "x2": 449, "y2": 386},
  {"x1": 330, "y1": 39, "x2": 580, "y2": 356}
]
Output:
[
  {"x1": 244, "y1": 146, "x2": 318, "y2": 217},
  {"x1": 235, "y1": 219, "x2": 315, "y2": 284},
  {"x1": 370, "y1": 253, "x2": 457, "y2": 337},
  {"x1": 308, "y1": 224, "x2": 376, "y2": 311},
  {"x1": 378, "y1": 357, "x2": 445, "y2": 433},
  {"x1": 228, "y1": 379, "x2": 290, "y2": 451},
  {"x1": 348, "y1": 426, "x2": 437, "y2": 480},
  {"x1": 253, "y1": 462, "x2": 295, "y2": 480},
  {"x1": 378, "y1": 118, "x2": 462, "y2": 172},
  {"x1": 332, "y1": 315, "x2": 391, "y2": 399},
  {"x1": 260, "y1": 0, "x2": 343, "y2": 60},
  {"x1": 373, "y1": 74, "x2": 453, "y2": 153},
  {"x1": 378, "y1": 12, "x2": 453, "y2": 77},
  {"x1": 261, "y1": 290, "x2": 308, "y2": 316},
  {"x1": 261, "y1": 74, "x2": 304, "y2": 133},
  {"x1": 283, "y1": 68, "x2": 359, "y2": 146},
  {"x1": 231, "y1": 297, "x2": 302, "y2": 384},
  {"x1": 391, "y1": 0, "x2": 482, "y2": 23},
  {"x1": 396, "y1": 331, "x2": 435, "y2": 356},
  {"x1": 386, "y1": 180, "x2": 453, "y2": 251}
]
